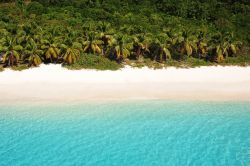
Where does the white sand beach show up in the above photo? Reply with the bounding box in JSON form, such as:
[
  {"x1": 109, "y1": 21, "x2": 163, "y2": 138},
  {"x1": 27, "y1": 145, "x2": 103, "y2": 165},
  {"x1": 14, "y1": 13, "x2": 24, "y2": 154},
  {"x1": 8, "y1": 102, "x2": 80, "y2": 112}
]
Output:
[{"x1": 0, "y1": 64, "x2": 250, "y2": 103}]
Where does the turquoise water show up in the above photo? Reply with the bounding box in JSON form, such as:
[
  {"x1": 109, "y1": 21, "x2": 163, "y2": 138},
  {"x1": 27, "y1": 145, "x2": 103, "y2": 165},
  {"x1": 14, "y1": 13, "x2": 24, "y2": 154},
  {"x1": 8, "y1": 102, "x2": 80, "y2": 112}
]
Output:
[{"x1": 0, "y1": 101, "x2": 250, "y2": 166}]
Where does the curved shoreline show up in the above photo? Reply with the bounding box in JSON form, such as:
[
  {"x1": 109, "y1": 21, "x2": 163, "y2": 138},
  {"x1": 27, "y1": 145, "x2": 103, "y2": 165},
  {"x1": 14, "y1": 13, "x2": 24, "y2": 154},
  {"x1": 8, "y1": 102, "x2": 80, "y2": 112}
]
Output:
[{"x1": 0, "y1": 64, "x2": 250, "y2": 104}]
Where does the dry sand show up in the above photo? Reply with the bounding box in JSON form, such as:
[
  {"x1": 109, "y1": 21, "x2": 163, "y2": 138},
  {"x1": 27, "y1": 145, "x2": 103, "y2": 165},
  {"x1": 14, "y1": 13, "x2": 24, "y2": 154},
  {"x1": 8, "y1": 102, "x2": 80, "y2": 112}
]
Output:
[{"x1": 0, "y1": 64, "x2": 250, "y2": 104}]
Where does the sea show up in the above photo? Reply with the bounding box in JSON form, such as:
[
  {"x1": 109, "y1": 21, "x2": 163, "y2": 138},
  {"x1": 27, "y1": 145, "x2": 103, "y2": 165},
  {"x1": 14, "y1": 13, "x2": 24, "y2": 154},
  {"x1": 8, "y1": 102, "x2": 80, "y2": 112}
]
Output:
[{"x1": 0, "y1": 101, "x2": 249, "y2": 166}]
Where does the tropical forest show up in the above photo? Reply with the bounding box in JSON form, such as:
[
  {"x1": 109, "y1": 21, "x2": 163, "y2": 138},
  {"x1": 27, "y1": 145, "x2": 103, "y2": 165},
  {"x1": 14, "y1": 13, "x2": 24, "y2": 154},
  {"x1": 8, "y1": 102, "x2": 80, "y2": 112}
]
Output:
[{"x1": 0, "y1": 0, "x2": 250, "y2": 70}]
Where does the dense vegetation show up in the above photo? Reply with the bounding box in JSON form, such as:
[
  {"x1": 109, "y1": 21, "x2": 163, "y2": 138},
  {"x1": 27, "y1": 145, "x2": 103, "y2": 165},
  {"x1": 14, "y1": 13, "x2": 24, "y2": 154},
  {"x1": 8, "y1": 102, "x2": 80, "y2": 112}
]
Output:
[{"x1": 0, "y1": 0, "x2": 250, "y2": 70}]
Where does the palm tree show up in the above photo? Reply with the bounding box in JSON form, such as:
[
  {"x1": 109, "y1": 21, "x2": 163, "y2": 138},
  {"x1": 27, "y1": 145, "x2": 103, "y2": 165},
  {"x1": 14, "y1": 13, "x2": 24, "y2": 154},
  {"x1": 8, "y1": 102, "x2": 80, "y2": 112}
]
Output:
[
  {"x1": 209, "y1": 39, "x2": 227, "y2": 63},
  {"x1": 0, "y1": 36, "x2": 23, "y2": 67},
  {"x1": 132, "y1": 33, "x2": 151, "y2": 61},
  {"x1": 196, "y1": 26, "x2": 210, "y2": 59},
  {"x1": 163, "y1": 27, "x2": 185, "y2": 60},
  {"x1": 23, "y1": 38, "x2": 43, "y2": 67},
  {"x1": 197, "y1": 40, "x2": 208, "y2": 59},
  {"x1": 110, "y1": 34, "x2": 133, "y2": 62},
  {"x1": 150, "y1": 34, "x2": 172, "y2": 62},
  {"x1": 82, "y1": 31, "x2": 103, "y2": 54},
  {"x1": 60, "y1": 29, "x2": 82, "y2": 65},
  {"x1": 100, "y1": 33, "x2": 115, "y2": 56},
  {"x1": 196, "y1": 31, "x2": 208, "y2": 59},
  {"x1": 179, "y1": 30, "x2": 198, "y2": 57},
  {"x1": 223, "y1": 33, "x2": 242, "y2": 57},
  {"x1": 209, "y1": 32, "x2": 241, "y2": 63},
  {"x1": 97, "y1": 22, "x2": 114, "y2": 34},
  {"x1": 82, "y1": 21, "x2": 97, "y2": 33},
  {"x1": 97, "y1": 22, "x2": 115, "y2": 56},
  {"x1": 62, "y1": 43, "x2": 81, "y2": 65},
  {"x1": 40, "y1": 32, "x2": 62, "y2": 63}
]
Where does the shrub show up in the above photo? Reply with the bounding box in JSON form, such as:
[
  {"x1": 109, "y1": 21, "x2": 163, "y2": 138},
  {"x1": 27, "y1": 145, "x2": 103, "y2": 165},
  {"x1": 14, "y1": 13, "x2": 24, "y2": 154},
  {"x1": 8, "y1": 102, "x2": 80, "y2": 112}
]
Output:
[
  {"x1": 0, "y1": 65, "x2": 4, "y2": 72},
  {"x1": 64, "y1": 53, "x2": 122, "y2": 71},
  {"x1": 27, "y1": 1, "x2": 44, "y2": 15},
  {"x1": 11, "y1": 65, "x2": 29, "y2": 71}
]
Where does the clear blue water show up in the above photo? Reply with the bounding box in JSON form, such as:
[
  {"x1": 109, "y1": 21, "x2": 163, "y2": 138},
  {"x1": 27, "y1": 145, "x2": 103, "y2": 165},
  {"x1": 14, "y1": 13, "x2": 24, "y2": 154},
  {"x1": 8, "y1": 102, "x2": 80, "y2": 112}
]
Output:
[{"x1": 0, "y1": 101, "x2": 250, "y2": 166}]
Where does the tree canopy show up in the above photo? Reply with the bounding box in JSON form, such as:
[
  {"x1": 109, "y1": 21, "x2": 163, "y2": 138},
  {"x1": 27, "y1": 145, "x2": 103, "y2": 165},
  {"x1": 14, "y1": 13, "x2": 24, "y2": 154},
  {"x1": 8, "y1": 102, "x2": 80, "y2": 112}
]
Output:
[{"x1": 0, "y1": 0, "x2": 249, "y2": 69}]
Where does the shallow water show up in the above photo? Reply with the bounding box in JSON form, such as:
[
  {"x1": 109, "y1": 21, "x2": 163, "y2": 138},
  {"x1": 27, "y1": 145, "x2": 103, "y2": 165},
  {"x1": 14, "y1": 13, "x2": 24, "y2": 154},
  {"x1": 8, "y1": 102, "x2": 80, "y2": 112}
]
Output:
[{"x1": 0, "y1": 101, "x2": 250, "y2": 166}]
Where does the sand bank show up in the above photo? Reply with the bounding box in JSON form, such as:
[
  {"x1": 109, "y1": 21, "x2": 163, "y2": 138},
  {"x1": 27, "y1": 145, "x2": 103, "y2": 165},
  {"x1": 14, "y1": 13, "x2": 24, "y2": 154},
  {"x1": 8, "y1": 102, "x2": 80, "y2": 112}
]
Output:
[{"x1": 0, "y1": 64, "x2": 250, "y2": 103}]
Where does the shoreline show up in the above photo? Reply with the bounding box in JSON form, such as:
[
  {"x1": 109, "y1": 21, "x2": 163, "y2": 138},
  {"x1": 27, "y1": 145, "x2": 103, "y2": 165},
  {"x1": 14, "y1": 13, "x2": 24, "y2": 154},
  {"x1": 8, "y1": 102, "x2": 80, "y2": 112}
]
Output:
[{"x1": 1, "y1": 64, "x2": 250, "y2": 104}]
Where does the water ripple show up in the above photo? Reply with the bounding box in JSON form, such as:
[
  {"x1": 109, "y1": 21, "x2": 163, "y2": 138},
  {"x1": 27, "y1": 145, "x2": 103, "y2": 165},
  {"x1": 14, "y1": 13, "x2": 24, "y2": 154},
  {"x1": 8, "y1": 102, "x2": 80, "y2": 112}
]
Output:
[{"x1": 0, "y1": 101, "x2": 250, "y2": 165}]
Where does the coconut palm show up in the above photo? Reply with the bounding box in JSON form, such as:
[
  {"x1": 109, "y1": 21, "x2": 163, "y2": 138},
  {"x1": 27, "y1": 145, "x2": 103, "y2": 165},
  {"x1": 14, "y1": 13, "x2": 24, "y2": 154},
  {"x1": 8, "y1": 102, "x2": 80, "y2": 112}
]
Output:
[
  {"x1": 197, "y1": 40, "x2": 208, "y2": 59},
  {"x1": 23, "y1": 38, "x2": 43, "y2": 67},
  {"x1": 62, "y1": 43, "x2": 81, "y2": 65},
  {"x1": 100, "y1": 33, "x2": 115, "y2": 56},
  {"x1": 0, "y1": 36, "x2": 23, "y2": 67},
  {"x1": 111, "y1": 34, "x2": 133, "y2": 62},
  {"x1": 223, "y1": 33, "x2": 242, "y2": 57},
  {"x1": 60, "y1": 29, "x2": 82, "y2": 65},
  {"x1": 82, "y1": 31, "x2": 103, "y2": 54},
  {"x1": 195, "y1": 25, "x2": 213, "y2": 59},
  {"x1": 132, "y1": 33, "x2": 151, "y2": 61},
  {"x1": 209, "y1": 32, "x2": 242, "y2": 63},
  {"x1": 97, "y1": 22, "x2": 115, "y2": 56},
  {"x1": 180, "y1": 30, "x2": 198, "y2": 57},
  {"x1": 164, "y1": 27, "x2": 184, "y2": 46},
  {"x1": 97, "y1": 22, "x2": 114, "y2": 34},
  {"x1": 82, "y1": 21, "x2": 97, "y2": 33},
  {"x1": 163, "y1": 27, "x2": 186, "y2": 60},
  {"x1": 150, "y1": 34, "x2": 172, "y2": 62},
  {"x1": 40, "y1": 32, "x2": 62, "y2": 63}
]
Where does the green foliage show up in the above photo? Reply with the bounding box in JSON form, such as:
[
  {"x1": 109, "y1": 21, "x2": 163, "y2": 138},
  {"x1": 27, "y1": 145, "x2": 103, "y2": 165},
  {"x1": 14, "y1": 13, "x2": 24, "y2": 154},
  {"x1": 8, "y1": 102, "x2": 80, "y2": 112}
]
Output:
[
  {"x1": 0, "y1": 0, "x2": 249, "y2": 70},
  {"x1": 65, "y1": 53, "x2": 121, "y2": 70},
  {"x1": 23, "y1": 38, "x2": 43, "y2": 66},
  {"x1": 0, "y1": 36, "x2": 23, "y2": 67},
  {"x1": 15, "y1": 0, "x2": 24, "y2": 9},
  {"x1": 11, "y1": 64, "x2": 29, "y2": 71},
  {"x1": 0, "y1": 65, "x2": 4, "y2": 72},
  {"x1": 27, "y1": 2, "x2": 44, "y2": 15}
]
